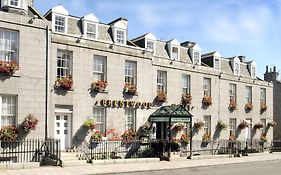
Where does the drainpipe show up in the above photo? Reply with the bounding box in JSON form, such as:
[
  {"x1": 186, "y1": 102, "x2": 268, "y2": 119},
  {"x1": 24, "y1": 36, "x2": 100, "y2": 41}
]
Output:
[{"x1": 45, "y1": 25, "x2": 50, "y2": 140}]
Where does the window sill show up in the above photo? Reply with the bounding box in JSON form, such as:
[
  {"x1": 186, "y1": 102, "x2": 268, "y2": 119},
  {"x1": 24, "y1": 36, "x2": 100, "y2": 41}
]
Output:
[{"x1": 0, "y1": 71, "x2": 21, "y2": 78}]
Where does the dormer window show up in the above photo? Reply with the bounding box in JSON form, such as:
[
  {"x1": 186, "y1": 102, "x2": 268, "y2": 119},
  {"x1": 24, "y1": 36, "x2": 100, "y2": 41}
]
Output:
[
  {"x1": 251, "y1": 66, "x2": 256, "y2": 78},
  {"x1": 194, "y1": 51, "x2": 200, "y2": 64},
  {"x1": 146, "y1": 40, "x2": 154, "y2": 51},
  {"x1": 55, "y1": 15, "x2": 66, "y2": 33},
  {"x1": 1, "y1": 0, "x2": 23, "y2": 8},
  {"x1": 190, "y1": 44, "x2": 202, "y2": 65},
  {"x1": 86, "y1": 23, "x2": 97, "y2": 39},
  {"x1": 248, "y1": 61, "x2": 256, "y2": 79},
  {"x1": 171, "y1": 47, "x2": 179, "y2": 60},
  {"x1": 116, "y1": 29, "x2": 125, "y2": 44},
  {"x1": 234, "y1": 62, "x2": 239, "y2": 75},
  {"x1": 10, "y1": 0, "x2": 19, "y2": 7},
  {"x1": 214, "y1": 58, "x2": 220, "y2": 69},
  {"x1": 231, "y1": 56, "x2": 240, "y2": 76}
]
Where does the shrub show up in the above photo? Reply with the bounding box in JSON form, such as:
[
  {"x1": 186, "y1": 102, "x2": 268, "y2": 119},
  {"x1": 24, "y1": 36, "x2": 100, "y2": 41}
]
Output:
[
  {"x1": 91, "y1": 131, "x2": 102, "y2": 141},
  {"x1": 0, "y1": 125, "x2": 17, "y2": 141},
  {"x1": 83, "y1": 119, "x2": 95, "y2": 130}
]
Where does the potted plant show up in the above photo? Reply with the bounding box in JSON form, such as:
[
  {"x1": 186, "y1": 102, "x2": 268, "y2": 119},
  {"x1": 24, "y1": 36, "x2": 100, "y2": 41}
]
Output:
[
  {"x1": 238, "y1": 120, "x2": 249, "y2": 129},
  {"x1": 245, "y1": 103, "x2": 253, "y2": 111},
  {"x1": 180, "y1": 134, "x2": 190, "y2": 144},
  {"x1": 55, "y1": 77, "x2": 73, "y2": 90},
  {"x1": 139, "y1": 122, "x2": 152, "y2": 137},
  {"x1": 121, "y1": 130, "x2": 137, "y2": 141},
  {"x1": 229, "y1": 99, "x2": 237, "y2": 111},
  {"x1": 123, "y1": 83, "x2": 137, "y2": 95},
  {"x1": 91, "y1": 80, "x2": 107, "y2": 92},
  {"x1": 83, "y1": 119, "x2": 95, "y2": 130},
  {"x1": 0, "y1": 125, "x2": 17, "y2": 141},
  {"x1": 217, "y1": 120, "x2": 227, "y2": 130},
  {"x1": 202, "y1": 133, "x2": 211, "y2": 142},
  {"x1": 91, "y1": 131, "x2": 102, "y2": 141},
  {"x1": 194, "y1": 121, "x2": 204, "y2": 131},
  {"x1": 202, "y1": 96, "x2": 212, "y2": 106},
  {"x1": 22, "y1": 114, "x2": 38, "y2": 132},
  {"x1": 0, "y1": 60, "x2": 19, "y2": 75},
  {"x1": 268, "y1": 121, "x2": 277, "y2": 127},
  {"x1": 254, "y1": 122, "x2": 264, "y2": 130},
  {"x1": 260, "y1": 103, "x2": 267, "y2": 112},
  {"x1": 155, "y1": 90, "x2": 167, "y2": 102},
  {"x1": 182, "y1": 94, "x2": 192, "y2": 105},
  {"x1": 260, "y1": 133, "x2": 267, "y2": 142}
]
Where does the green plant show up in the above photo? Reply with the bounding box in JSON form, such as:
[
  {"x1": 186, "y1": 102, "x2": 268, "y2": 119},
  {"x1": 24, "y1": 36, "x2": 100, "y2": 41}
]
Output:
[
  {"x1": 121, "y1": 130, "x2": 137, "y2": 141},
  {"x1": 139, "y1": 122, "x2": 152, "y2": 136},
  {"x1": 172, "y1": 122, "x2": 185, "y2": 131},
  {"x1": 229, "y1": 99, "x2": 237, "y2": 110},
  {"x1": 123, "y1": 83, "x2": 137, "y2": 95},
  {"x1": 180, "y1": 134, "x2": 190, "y2": 144},
  {"x1": 202, "y1": 133, "x2": 211, "y2": 142},
  {"x1": 0, "y1": 125, "x2": 17, "y2": 141},
  {"x1": 260, "y1": 103, "x2": 267, "y2": 112},
  {"x1": 83, "y1": 119, "x2": 95, "y2": 130},
  {"x1": 91, "y1": 131, "x2": 102, "y2": 141},
  {"x1": 229, "y1": 134, "x2": 236, "y2": 141},
  {"x1": 238, "y1": 120, "x2": 249, "y2": 129},
  {"x1": 254, "y1": 122, "x2": 264, "y2": 130},
  {"x1": 217, "y1": 120, "x2": 227, "y2": 130},
  {"x1": 260, "y1": 133, "x2": 267, "y2": 142},
  {"x1": 194, "y1": 121, "x2": 204, "y2": 130},
  {"x1": 22, "y1": 114, "x2": 38, "y2": 132}
]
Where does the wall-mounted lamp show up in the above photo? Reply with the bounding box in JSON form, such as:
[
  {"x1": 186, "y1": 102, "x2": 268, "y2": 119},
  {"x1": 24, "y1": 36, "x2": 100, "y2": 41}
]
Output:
[
  {"x1": 28, "y1": 15, "x2": 38, "y2": 24},
  {"x1": 76, "y1": 35, "x2": 83, "y2": 43},
  {"x1": 109, "y1": 43, "x2": 114, "y2": 49}
]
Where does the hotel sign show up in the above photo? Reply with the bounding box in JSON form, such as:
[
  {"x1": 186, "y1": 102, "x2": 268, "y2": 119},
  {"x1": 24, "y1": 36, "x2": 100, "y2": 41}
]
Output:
[{"x1": 95, "y1": 99, "x2": 153, "y2": 109}]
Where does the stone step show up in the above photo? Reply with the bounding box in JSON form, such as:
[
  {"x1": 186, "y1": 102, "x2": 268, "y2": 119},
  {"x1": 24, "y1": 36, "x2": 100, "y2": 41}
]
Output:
[{"x1": 62, "y1": 160, "x2": 88, "y2": 167}]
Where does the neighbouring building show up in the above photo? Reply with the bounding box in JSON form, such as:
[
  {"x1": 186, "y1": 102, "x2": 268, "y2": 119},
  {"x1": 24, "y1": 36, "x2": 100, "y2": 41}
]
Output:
[{"x1": 0, "y1": 2, "x2": 274, "y2": 150}]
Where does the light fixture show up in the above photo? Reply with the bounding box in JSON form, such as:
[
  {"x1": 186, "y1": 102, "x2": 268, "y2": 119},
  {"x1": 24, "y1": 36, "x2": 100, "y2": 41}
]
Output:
[{"x1": 28, "y1": 15, "x2": 38, "y2": 24}]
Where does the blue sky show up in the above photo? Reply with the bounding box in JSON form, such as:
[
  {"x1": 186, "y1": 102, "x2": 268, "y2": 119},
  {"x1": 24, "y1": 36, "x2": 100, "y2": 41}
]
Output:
[{"x1": 35, "y1": 0, "x2": 281, "y2": 78}]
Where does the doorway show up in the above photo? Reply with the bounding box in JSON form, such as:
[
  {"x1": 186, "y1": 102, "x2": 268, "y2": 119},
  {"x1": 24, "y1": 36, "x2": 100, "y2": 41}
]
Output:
[{"x1": 55, "y1": 113, "x2": 72, "y2": 150}]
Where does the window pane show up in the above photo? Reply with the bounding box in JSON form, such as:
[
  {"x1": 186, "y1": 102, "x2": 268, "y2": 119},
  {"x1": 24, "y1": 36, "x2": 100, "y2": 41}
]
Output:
[
  {"x1": 55, "y1": 16, "x2": 65, "y2": 33},
  {"x1": 57, "y1": 50, "x2": 72, "y2": 78},
  {"x1": 93, "y1": 107, "x2": 106, "y2": 134},
  {"x1": 87, "y1": 23, "x2": 96, "y2": 39},
  {"x1": 125, "y1": 61, "x2": 137, "y2": 84},
  {"x1": 1, "y1": 95, "x2": 16, "y2": 128},
  {"x1": 116, "y1": 30, "x2": 125, "y2": 44},
  {"x1": 157, "y1": 71, "x2": 167, "y2": 92},
  {"x1": 0, "y1": 28, "x2": 19, "y2": 62},
  {"x1": 125, "y1": 109, "x2": 136, "y2": 131},
  {"x1": 246, "y1": 86, "x2": 252, "y2": 103},
  {"x1": 203, "y1": 78, "x2": 211, "y2": 96},
  {"x1": 93, "y1": 55, "x2": 106, "y2": 81},
  {"x1": 203, "y1": 115, "x2": 211, "y2": 134},
  {"x1": 182, "y1": 74, "x2": 190, "y2": 94}
]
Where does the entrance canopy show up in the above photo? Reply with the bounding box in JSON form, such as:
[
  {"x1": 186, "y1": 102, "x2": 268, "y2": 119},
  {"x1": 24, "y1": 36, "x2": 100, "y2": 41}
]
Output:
[{"x1": 149, "y1": 105, "x2": 192, "y2": 123}]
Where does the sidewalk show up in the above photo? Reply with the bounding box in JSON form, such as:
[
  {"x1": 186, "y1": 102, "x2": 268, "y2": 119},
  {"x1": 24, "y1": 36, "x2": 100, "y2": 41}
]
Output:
[{"x1": 0, "y1": 152, "x2": 281, "y2": 175}]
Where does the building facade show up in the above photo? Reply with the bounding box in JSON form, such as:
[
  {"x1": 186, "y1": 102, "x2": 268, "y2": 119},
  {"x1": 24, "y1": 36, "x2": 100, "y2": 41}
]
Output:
[{"x1": 0, "y1": 2, "x2": 274, "y2": 150}]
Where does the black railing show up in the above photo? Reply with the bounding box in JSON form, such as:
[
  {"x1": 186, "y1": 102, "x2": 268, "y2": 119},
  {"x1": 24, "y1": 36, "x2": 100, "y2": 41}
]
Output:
[{"x1": 0, "y1": 139, "x2": 60, "y2": 165}]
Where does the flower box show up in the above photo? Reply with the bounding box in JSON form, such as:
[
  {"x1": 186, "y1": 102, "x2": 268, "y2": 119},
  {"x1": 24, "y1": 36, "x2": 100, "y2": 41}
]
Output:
[
  {"x1": 91, "y1": 80, "x2": 107, "y2": 92},
  {"x1": 0, "y1": 60, "x2": 19, "y2": 75},
  {"x1": 217, "y1": 120, "x2": 227, "y2": 130},
  {"x1": 202, "y1": 133, "x2": 211, "y2": 142},
  {"x1": 55, "y1": 77, "x2": 73, "y2": 90},
  {"x1": 229, "y1": 134, "x2": 236, "y2": 141},
  {"x1": 83, "y1": 119, "x2": 95, "y2": 130},
  {"x1": 0, "y1": 125, "x2": 17, "y2": 141},
  {"x1": 238, "y1": 120, "x2": 249, "y2": 129},
  {"x1": 260, "y1": 133, "x2": 267, "y2": 142},
  {"x1": 182, "y1": 94, "x2": 192, "y2": 105},
  {"x1": 260, "y1": 103, "x2": 267, "y2": 112},
  {"x1": 229, "y1": 100, "x2": 237, "y2": 111},
  {"x1": 123, "y1": 83, "x2": 137, "y2": 95},
  {"x1": 202, "y1": 96, "x2": 212, "y2": 105},
  {"x1": 155, "y1": 91, "x2": 167, "y2": 102},
  {"x1": 245, "y1": 103, "x2": 253, "y2": 111},
  {"x1": 121, "y1": 130, "x2": 137, "y2": 141},
  {"x1": 268, "y1": 121, "x2": 277, "y2": 127},
  {"x1": 254, "y1": 122, "x2": 264, "y2": 130},
  {"x1": 22, "y1": 114, "x2": 38, "y2": 132},
  {"x1": 194, "y1": 121, "x2": 204, "y2": 130}
]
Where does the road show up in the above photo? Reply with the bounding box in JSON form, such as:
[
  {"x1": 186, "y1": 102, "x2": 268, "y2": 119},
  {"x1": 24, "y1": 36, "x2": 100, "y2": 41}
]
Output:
[{"x1": 120, "y1": 160, "x2": 281, "y2": 175}]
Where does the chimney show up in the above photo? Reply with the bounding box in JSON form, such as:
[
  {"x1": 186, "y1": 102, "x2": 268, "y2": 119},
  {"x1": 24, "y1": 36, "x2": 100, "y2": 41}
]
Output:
[{"x1": 264, "y1": 66, "x2": 279, "y2": 82}]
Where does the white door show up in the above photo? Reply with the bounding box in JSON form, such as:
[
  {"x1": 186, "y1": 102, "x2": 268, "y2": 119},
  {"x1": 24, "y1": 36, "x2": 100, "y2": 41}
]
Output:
[
  {"x1": 55, "y1": 114, "x2": 71, "y2": 150},
  {"x1": 245, "y1": 119, "x2": 252, "y2": 141}
]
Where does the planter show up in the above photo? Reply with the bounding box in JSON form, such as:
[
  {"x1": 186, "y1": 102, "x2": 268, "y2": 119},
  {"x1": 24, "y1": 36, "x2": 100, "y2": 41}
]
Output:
[
  {"x1": 260, "y1": 104, "x2": 267, "y2": 112},
  {"x1": 155, "y1": 91, "x2": 167, "y2": 102},
  {"x1": 123, "y1": 83, "x2": 137, "y2": 95},
  {"x1": 22, "y1": 114, "x2": 38, "y2": 132},
  {"x1": 254, "y1": 123, "x2": 264, "y2": 130},
  {"x1": 83, "y1": 119, "x2": 95, "y2": 130},
  {"x1": 121, "y1": 130, "x2": 137, "y2": 141},
  {"x1": 268, "y1": 121, "x2": 277, "y2": 127},
  {"x1": 245, "y1": 103, "x2": 253, "y2": 111},
  {"x1": 0, "y1": 60, "x2": 19, "y2": 75},
  {"x1": 182, "y1": 94, "x2": 192, "y2": 105},
  {"x1": 238, "y1": 121, "x2": 249, "y2": 129},
  {"x1": 229, "y1": 100, "x2": 237, "y2": 111},
  {"x1": 91, "y1": 80, "x2": 107, "y2": 92},
  {"x1": 202, "y1": 96, "x2": 212, "y2": 106},
  {"x1": 55, "y1": 77, "x2": 73, "y2": 90},
  {"x1": 217, "y1": 120, "x2": 227, "y2": 130},
  {"x1": 202, "y1": 133, "x2": 211, "y2": 142},
  {"x1": 194, "y1": 121, "x2": 204, "y2": 131}
]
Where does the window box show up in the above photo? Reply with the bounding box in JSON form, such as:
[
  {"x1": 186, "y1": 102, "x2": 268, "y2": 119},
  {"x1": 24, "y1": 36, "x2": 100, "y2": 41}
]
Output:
[
  {"x1": 238, "y1": 120, "x2": 249, "y2": 130},
  {"x1": 55, "y1": 77, "x2": 73, "y2": 90},
  {"x1": 217, "y1": 120, "x2": 227, "y2": 130},
  {"x1": 245, "y1": 103, "x2": 253, "y2": 111},
  {"x1": 202, "y1": 133, "x2": 211, "y2": 142},
  {"x1": 254, "y1": 122, "x2": 264, "y2": 130},
  {"x1": 194, "y1": 121, "x2": 204, "y2": 130},
  {"x1": 229, "y1": 134, "x2": 236, "y2": 141},
  {"x1": 91, "y1": 80, "x2": 107, "y2": 92},
  {"x1": 202, "y1": 96, "x2": 212, "y2": 106},
  {"x1": 155, "y1": 91, "x2": 167, "y2": 102},
  {"x1": 268, "y1": 121, "x2": 277, "y2": 127},
  {"x1": 182, "y1": 94, "x2": 192, "y2": 105},
  {"x1": 260, "y1": 103, "x2": 267, "y2": 112},
  {"x1": 121, "y1": 130, "x2": 137, "y2": 141},
  {"x1": 260, "y1": 133, "x2": 267, "y2": 142},
  {"x1": 0, "y1": 61, "x2": 19, "y2": 75},
  {"x1": 123, "y1": 83, "x2": 137, "y2": 95},
  {"x1": 0, "y1": 125, "x2": 17, "y2": 141},
  {"x1": 229, "y1": 100, "x2": 237, "y2": 111},
  {"x1": 22, "y1": 114, "x2": 38, "y2": 132}
]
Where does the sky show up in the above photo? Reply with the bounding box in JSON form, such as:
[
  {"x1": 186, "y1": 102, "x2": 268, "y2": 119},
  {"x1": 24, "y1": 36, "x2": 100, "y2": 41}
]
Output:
[{"x1": 34, "y1": 0, "x2": 281, "y2": 78}]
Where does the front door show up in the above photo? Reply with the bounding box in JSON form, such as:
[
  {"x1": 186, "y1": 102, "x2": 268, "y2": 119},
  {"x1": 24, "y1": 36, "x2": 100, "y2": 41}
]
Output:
[
  {"x1": 55, "y1": 113, "x2": 71, "y2": 150},
  {"x1": 245, "y1": 119, "x2": 252, "y2": 141}
]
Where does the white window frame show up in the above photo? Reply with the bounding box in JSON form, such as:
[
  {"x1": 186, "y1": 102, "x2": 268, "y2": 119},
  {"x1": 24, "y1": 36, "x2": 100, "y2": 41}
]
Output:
[
  {"x1": 0, "y1": 95, "x2": 17, "y2": 128},
  {"x1": 182, "y1": 74, "x2": 190, "y2": 95},
  {"x1": 234, "y1": 62, "x2": 240, "y2": 76},
  {"x1": 93, "y1": 107, "x2": 106, "y2": 134},
  {"x1": 171, "y1": 46, "x2": 179, "y2": 61},
  {"x1": 203, "y1": 78, "x2": 211, "y2": 96},
  {"x1": 193, "y1": 51, "x2": 201, "y2": 65},
  {"x1": 251, "y1": 66, "x2": 256, "y2": 79},
  {"x1": 57, "y1": 49, "x2": 72, "y2": 79},
  {"x1": 260, "y1": 88, "x2": 266, "y2": 105},
  {"x1": 93, "y1": 55, "x2": 106, "y2": 81},
  {"x1": 214, "y1": 58, "x2": 220, "y2": 69},
  {"x1": 245, "y1": 86, "x2": 252, "y2": 104},
  {"x1": 115, "y1": 29, "x2": 126, "y2": 45},
  {"x1": 125, "y1": 61, "x2": 137, "y2": 84},
  {"x1": 229, "y1": 83, "x2": 237, "y2": 102},
  {"x1": 85, "y1": 22, "x2": 97, "y2": 39},
  {"x1": 0, "y1": 28, "x2": 19, "y2": 63},
  {"x1": 146, "y1": 40, "x2": 154, "y2": 52},
  {"x1": 203, "y1": 115, "x2": 211, "y2": 134},
  {"x1": 53, "y1": 14, "x2": 67, "y2": 34},
  {"x1": 229, "y1": 118, "x2": 236, "y2": 137},
  {"x1": 157, "y1": 71, "x2": 167, "y2": 93},
  {"x1": 125, "y1": 108, "x2": 136, "y2": 131}
]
